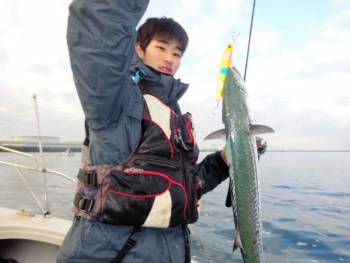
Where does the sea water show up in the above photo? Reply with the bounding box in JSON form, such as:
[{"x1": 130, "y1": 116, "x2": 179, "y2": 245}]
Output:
[{"x1": 0, "y1": 152, "x2": 349, "y2": 263}]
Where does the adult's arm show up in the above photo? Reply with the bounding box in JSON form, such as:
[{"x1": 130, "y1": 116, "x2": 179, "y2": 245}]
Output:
[
  {"x1": 67, "y1": 0, "x2": 149, "y2": 131},
  {"x1": 193, "y1": 151, "x2": 229, "y2": 195}
]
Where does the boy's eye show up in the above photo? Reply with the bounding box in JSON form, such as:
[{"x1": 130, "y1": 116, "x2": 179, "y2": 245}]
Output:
[
  {"x1": 174, "y1": 52, "x2": 182, "y2": 58},
  {"x1": 156, "y1": 46, "x2": 165, "y2": 51}
]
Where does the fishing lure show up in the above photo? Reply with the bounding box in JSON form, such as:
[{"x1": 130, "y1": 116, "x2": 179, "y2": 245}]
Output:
[{"x1": 216, "y1": 43, "x2": 233, "y2": 101}]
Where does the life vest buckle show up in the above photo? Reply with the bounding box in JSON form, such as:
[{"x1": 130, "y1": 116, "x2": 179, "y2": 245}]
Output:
[
  {"x1": 175, "y1": 128, "x2": 190, "y2": 151},
  {"x1": 77, "y1": 169, "x2": 98, "y2": 187},
  {"x1": 86, "y1": 171, "x2": 97, "y2": 187},
  {"x1": 78, "y1": 195, "x2": 95, "y2": 213}
]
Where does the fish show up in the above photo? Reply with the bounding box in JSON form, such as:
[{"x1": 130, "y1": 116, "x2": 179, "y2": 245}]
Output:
[{"x1": 205, "y1": 45, "x2": 273, "y2": 263}]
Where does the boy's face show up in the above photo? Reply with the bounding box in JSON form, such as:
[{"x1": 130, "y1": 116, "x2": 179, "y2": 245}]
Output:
[{"x1": 135, "y1": 38, "x2": 183, "y2": 76}]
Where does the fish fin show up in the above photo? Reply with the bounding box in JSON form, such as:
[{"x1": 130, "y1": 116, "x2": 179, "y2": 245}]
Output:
[
  {"x1": 206, "y1": 125, "x2": 274, "y2": 140},
  {"x1": 249, "y1": 124, "x2": 274, "y2": 135},
  {"x1": 204, "y1": 129, "x2": 226, "y2": 140},
  {"x1": 233, "y1": 230, "x2": 243, "y2": 253},
  {"x1": 233, "y1": 231, "x2": 248, "y2": 263}
]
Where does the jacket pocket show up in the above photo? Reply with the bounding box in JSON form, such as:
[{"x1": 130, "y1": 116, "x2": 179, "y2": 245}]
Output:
[{"x1": 102, "y1": 169, "x2": 179, "y2": 228}]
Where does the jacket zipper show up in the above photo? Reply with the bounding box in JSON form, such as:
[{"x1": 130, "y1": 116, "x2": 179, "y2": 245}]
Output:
[{"x1": 133, "y1": 159, "x2": 179, "y2": 170}]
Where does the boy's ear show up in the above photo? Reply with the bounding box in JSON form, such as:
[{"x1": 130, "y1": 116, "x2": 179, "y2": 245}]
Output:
[{"x1": 135, "y1": 42, "x2": 144, "y2": 59}]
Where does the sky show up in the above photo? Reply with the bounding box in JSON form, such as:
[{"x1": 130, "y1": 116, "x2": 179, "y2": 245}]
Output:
[{"x1": 0, "y1": 0, "x2": 350, "y2": 150}]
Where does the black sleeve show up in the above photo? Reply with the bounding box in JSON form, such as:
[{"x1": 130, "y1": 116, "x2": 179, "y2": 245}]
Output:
[
  {"x1": 192, "y1": 151, "x2": 229, "y2": 195},
  {"x1": 83, "y1": 119, "x2": 89, "y2": 146}
]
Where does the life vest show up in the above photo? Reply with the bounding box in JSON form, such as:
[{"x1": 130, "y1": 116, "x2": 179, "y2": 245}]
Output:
[{"x1": 74, "y1": 92, "x2": 202, "y2": 228}]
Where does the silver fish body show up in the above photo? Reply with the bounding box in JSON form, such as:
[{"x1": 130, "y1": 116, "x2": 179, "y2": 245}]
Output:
[{"x1": 223, "y1": 66, "x2": 265, "y2": 263}]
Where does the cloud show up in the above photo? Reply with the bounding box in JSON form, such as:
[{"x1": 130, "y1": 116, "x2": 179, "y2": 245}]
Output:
[
  {"x1": 0, "y1": 0, "x2": 77, "y2": 141},
  {"x1": 0, "y1": 0, "x2": 21, "y2": 27},
  {"x1": 0, "y1": 51, "x2": 10, "y2": 68},
  {"x1": 326, "y1": 9, "x2": 350, "y2": 26},
  {"x1": 247, "y1": 28, "x2": 350, "y2": 149},
  {"x1": 1, "y1": 1, "x2": 349, "y2": 150},
  {"x1": 331, "y1": 0, "x2": 350, "y2": 6},
  {"x1": 177, "y1": 5, "x2": 350, "y2": 150}
]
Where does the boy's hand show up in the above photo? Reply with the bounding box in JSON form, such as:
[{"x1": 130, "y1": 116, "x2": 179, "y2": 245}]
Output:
[
  {"x1": 220, "y1": 150, "x2": 229, "y2": 166},
  {"x1": 256, "y1": 137, "x2": 267, "y2": 156},
  {"x1": 220, "y1": 137, "x2": 268, "y2": 166}
]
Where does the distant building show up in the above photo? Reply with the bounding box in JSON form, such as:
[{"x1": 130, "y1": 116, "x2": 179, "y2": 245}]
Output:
[
  {"x1": 0, "y1": 136, "x2": 81, "y2": 153},
  {"x1": 11, "y1": 136, "x2": 61, "y2": 144}
]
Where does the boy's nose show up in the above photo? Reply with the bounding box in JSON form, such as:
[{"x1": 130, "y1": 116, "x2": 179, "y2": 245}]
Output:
[{"x1": 163, "y1": 52, "x2": 174, "y2": 64}]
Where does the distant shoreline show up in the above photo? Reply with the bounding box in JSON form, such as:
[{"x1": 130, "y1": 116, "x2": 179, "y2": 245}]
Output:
[
  {"x1": 267, "y1": 150, "x2": 350, "y2": 152},
  {"x1": 200, "y1": 149, "x2": 350, "y2": 153},
  {"x1": 1, "y1": 145, "x2": 349, "y2": 153},
  {"x1": 0, "y1": 144, "x2": 81, "y2": 153}
]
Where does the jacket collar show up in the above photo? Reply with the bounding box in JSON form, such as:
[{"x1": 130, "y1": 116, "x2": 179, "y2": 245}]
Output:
[{"x1": 129, "y1": 54, "x2": 189, "y2": 104}]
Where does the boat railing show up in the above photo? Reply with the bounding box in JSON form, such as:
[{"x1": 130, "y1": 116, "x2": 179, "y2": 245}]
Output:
[
  {"x1": 0, "y1": 145, "x2": 77, "y2": 218},
  {"x1": 0, "y1": 95, "x2": 77, "y2": 218},
  {"x1": 0, "y1": 94, "x2": 76, "y2": 217}
]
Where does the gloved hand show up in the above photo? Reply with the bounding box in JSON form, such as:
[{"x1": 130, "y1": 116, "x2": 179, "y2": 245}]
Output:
[{"x1": 256, "y1": 136, "x2": 267, "y2": 156}]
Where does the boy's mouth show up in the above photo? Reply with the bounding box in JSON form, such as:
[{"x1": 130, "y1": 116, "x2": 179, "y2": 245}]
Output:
[{"x1": 159, "y1": 66, "x2": 172, "y2": 75}]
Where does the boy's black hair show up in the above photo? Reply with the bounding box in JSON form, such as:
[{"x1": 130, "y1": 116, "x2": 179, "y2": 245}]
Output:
[{"x1": 136, "y1": 17, "x2": 189, "y2": 53}]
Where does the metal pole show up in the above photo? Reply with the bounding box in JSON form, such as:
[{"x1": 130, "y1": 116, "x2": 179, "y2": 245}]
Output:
[
  {"x1": 32, "y1": 94, "x2": 45, "y2": 169},
  {"x1": 0, "y1": 145, "x2": 39, "y2": 168},
  {"x1": 32, "y1": 94, "x2": 50, "y2": 217},
  {"x1": 15, "y1": 167, "x2": 46, "y2": 214},
  {"x1": 243, "y1": 0, "x2": 256, "y2": 81},
  {"x1": 0, "y1": 145, "x2": 34, "y2": 158}
]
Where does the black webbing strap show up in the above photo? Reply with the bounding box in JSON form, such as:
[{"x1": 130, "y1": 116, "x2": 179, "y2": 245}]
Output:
[
  {"x1": 77, "y1": 169, "x2": 98, "y2": 187},
  {"x1": 111, "y1": 226, "x2": 142, "y2": 263},
  {"x1": 225, "y1": 179, "x2": 233, "y2": 208},
  {"x1": 182, "y1": 224, "x2": 191, "y2": 263}
]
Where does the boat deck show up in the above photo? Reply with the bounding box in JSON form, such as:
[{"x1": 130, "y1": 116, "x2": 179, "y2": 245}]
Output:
[
  {"x1": 0, "y1": 206, "x2": 72, "y2": 263},
  {"x1": 0, "y1": 206, "x2": 72, "y2": 246}
]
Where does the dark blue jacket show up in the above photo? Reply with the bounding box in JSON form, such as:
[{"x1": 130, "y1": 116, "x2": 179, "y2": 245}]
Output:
[{"x1": 58, "y1": 0, "x2": 228, "y2": 262}]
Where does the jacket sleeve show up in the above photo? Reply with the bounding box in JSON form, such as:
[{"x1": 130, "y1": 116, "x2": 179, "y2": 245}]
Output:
[
  {"x1": 192, "y1": 151, "x2": 229, "y2": 195},
  {"x1": 67, "y1": 0, "x2": 149, "y2": 131}
]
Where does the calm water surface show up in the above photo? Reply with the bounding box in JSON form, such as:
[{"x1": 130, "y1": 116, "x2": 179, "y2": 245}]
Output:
[{"x1": 0, "y1": 152, "x2": 349, "y2": 262}]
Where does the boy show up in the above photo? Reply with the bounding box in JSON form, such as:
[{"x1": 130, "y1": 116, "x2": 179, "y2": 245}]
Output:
[{"x1": 57, "y1": 1, "x2": 229, "y2": 262}]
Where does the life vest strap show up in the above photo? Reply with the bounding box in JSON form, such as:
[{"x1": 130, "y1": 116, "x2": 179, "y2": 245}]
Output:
[
  {"x1": 182, "y1": 224, "x2": 191, "y2": 263},
  {"x1": 111, "y1": 226, "x2": 142, "y2": 263}
]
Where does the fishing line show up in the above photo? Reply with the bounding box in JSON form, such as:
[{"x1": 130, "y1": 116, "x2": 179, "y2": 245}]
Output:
[{"x1": 243, "y1": 0, "x2": 256, "y2": 82}]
